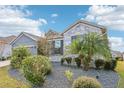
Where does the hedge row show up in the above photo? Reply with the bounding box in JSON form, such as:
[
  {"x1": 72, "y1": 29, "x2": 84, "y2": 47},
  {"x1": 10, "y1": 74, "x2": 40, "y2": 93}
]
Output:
[
  {"x1": 61, "y1": 57, "x2": 117, "y2": 70},
  {"x1": 61, "y1": 57, "x2": 81, "y2": 68}
]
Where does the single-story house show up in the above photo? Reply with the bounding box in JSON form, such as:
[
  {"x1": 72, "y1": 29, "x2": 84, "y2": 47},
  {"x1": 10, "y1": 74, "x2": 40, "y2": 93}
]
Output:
[
  {"x1": 0, "y1": 35, "x2": 16, "y2": 59},
  {"x1": 10, "y1": 32, "x2": 40, "y2": 55},
  {"x1": 10, "y1": 20, "x2": 107, "y2": 61},
  {"x1": 111, "y1": 50, "x2": 123, "y2": 60},
  {"x1": 123, "y1": 52, "x2": 124, "y2": 61}
]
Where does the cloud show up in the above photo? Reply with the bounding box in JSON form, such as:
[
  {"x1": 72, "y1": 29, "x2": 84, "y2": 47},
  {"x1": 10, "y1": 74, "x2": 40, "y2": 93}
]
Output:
[
  {"x1": 109, "y1": 37, "x2": 124, "y2": 52},
  {"x1": 84, "y1": 5, "x2": 124, "y2": 31},
  {"x1": 51, "y1": 13, "x2": 58, "y2": 24},
  {"x1": 51, "y1": 13, "x2": 58, "y2": 17},
  {"x1": 0, "y1": 5, "x2": 47, "y2": 37},
  {"x1": 39, "y1": 18, "x2": 47, "y2": 24}
]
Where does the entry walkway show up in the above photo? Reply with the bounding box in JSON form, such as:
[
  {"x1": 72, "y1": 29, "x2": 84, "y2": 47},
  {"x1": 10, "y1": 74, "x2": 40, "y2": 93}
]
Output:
[{"x1": 0, "y1": 60, "x2": 10, "y2": 67}]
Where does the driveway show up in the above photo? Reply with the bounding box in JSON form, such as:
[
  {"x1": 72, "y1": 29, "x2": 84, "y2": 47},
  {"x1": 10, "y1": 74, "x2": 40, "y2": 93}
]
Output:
[{"x1": 0, "y1": 60, "x2": 10, "y2": 67}]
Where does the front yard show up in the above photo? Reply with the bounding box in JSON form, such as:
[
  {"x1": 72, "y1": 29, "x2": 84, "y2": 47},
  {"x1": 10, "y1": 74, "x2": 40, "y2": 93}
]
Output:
[
  {"x1": 116, "y1": 61, "x2": 124, "y2": 88},
  {"x1": 0, "y1": 61, "x2": 121, "y2": 88},
  {"x1": 0, "y1": 66, "x2": 30, "y2": 88}
]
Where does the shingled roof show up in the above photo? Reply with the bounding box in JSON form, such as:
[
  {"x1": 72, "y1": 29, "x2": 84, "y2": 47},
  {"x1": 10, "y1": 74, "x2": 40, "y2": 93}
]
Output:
[
  {"x1": 10, "y1": 32, "x2": 40, "y2": 45},
  {"x1": 22, "y1": 32, "x2": 40, "y2": 41},
  {"x1": 0, "y1": 35, "x2": 16, "y2": 44}
]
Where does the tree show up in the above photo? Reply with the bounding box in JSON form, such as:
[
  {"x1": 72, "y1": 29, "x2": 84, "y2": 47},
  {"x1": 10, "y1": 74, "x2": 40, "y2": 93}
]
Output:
[
  {"x1": 37, "y1": 37, "x2": 53, "y2": 56},
  {"x1": 68, "y1": 32, "x2": 111, "y2": 71}
]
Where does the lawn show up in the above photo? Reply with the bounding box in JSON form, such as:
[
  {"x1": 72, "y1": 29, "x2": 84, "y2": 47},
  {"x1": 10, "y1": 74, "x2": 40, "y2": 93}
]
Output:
[
  {"x1": 0, "y1": 66, "x2": 30, "y2": 88},
  {"x1": 116, "y1": 61, "x2": 124, "y2": 88}
]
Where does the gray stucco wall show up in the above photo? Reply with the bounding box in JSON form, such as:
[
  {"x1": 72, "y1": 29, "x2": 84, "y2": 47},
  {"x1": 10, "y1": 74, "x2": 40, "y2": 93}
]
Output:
[
  {"x1": 63, "y1": 22, "x2": 102, "y2": 54},
  {"x1": 12, "y1": 34, "x2": 38, "y2": 55}
]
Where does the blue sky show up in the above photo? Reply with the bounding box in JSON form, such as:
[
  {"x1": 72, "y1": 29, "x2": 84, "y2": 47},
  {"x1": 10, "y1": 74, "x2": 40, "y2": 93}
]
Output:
[
  {"x1": 0, "y1": 5, "x2": 124, "y2": 52},
  {"x1": 26, "y1": 5, "x2": 90, "y2": 32},
  {"x1": 25, "y1": 5, "x2": 124, "y2": 38}
]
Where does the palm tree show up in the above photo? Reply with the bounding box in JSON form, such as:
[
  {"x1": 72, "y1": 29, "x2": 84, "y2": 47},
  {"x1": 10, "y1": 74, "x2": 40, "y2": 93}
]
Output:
[{"x1": 68, "y1": 32, "x2": 111, "y2": 71}]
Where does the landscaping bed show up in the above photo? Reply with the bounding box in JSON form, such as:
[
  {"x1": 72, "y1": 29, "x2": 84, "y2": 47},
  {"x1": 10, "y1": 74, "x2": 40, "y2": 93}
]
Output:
[
  {"x1": 6, "y1": 62, "x2": 119, "y2": 88},
  {"x1": 43, "y1": 62, "x2": 119, "y2": 88}
]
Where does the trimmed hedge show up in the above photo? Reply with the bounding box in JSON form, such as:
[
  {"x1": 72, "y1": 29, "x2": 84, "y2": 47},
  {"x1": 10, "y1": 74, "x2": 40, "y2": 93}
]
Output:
[
  {"x1": 72, "y1": 76, "x2": 102, "y2": 88},
  {"x1": 65, "y1": 57, "x2": 72, "y2": 65},
  {"x1": 75, "y1": 57, "x2": 81, "y2": 68},
  {"x1": 111, "y1": 59, "x2": 117, "y2": 70},
  {"x1": 22, "y1": 55, "x2": 52, "y2": 87},
  {"x1": 95, "y1": 59, "x2": 105, "y2": 69},
  {"x1": 103, "y1": 59, "x2": 117, "y2": 70},
  {"x1": 61, "y1": 58, "x2": 65, "y2": 65},
  {"x1": 104, "y1": 61, "x2": 112, "y2": 70}
]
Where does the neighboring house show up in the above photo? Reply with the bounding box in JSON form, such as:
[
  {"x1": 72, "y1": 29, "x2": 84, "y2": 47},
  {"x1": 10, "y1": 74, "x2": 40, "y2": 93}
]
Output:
[
  {"x1": 111, "y1": 50, "x2": 123, "y2": 60},
  {"x1": 0, "y1": 35, "x2": 16, "y2": 58},
  {"x1": 10, "y1": 32, "x2": 40, "y2": 55},
  {"x1": 123, "y1": 52, "x2": 124, "y2": 61}
]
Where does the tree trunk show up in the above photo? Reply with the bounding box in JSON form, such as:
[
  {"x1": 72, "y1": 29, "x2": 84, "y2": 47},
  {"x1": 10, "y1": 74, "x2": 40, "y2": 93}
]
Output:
[{"x1": 80, "y1": 58, "x2": 83, "y2": 69}]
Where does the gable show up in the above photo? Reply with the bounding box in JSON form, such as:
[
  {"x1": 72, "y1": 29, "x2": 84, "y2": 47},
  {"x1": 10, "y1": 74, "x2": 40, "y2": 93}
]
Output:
[
  {"x1": 63, "y1": 22, "x2": 102, "y2": 36},
  {"x1": 11, "y1": 34, "x2": 37, "y2": 47}
]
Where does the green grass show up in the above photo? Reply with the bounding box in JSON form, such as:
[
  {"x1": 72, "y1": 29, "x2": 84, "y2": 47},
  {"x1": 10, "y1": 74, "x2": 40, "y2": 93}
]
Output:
[
  {"x1": 116, "y1": 61, "x2": 124, "y2": 88},
  {"x1": 0, "y1": 66, "x2": 30, "y2": 88}
]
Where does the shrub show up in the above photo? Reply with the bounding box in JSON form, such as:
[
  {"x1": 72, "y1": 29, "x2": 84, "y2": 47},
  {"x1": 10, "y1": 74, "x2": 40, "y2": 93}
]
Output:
[
  {"x1": 95, "y1": 59, "x2": 105, "y2": 69},
  {"x1": 64, "y1": 70, "x2": 73, "y2": 83},
  {"x1": 61, "y1": 58, "x2": 65, "y2": 65},
  {"x1": 104, "y1": 61, "x2": 112, "y2": 70},
  {"x1": 7, "y1": 56, "x2": 11, "y2": 60},
  {"x1": 11, "y1": 46, "x2": 31, "y2": 68},
  {"x1": 116, "y1": 57, "x2": 123, "y2": 61},
  {"x1": 22, "y1": 55, "x2": 52, "y2": 86},
  {"x1": 65, "y1": 57, "x2": 72, "y2": 65},
  {"x1": 37, "y1": 37, "x2": 53, "y2": 56},
  {"x1": 115, "y1": 57, "x2": 120, "y2": 61},
  {"x1": 75, "y1": 57, "x2": 81, "y2": 68},
  {"x1": 72, "y1": 76, "x2": 102, "y2": 88},
  {"x1": 11, "y1": 56, "x2": 20, "y2": 68},
  {"x1": 111, "y1": 59, "x2": 117, "y2": 70},
  {"x1": 0, "y1": 57, "x2": 6, "y2": 61}
]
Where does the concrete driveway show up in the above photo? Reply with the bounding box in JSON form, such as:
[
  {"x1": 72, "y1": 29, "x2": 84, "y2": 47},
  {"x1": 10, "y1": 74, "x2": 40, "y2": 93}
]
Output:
[{"x1": 0, "y1": 60, "x2": 10, "y2": 67}]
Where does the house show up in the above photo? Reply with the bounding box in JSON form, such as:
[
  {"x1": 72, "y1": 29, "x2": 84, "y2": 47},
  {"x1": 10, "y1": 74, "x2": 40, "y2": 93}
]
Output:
[
  {"x1": 123, "y1": 52, "x2": 124, "y2": 61},
  {"x1": 9, "y1": 20, "x2": 107, "y2": 61},
  {"x1": 46, "y1": 20, "x2": 107, "y2": 61},
  {"x1": 0, "y1": 35, "x2": 16, "y2": 59},
  {"x1": 10, "y1": 32, "x2": 40, "y2": 55},
  {"x1": 47, "y1": 20, "x2": 106, "y2": 55},
  {"x1": 111, "y1": 50, "x2": 123, "y2": 60}
]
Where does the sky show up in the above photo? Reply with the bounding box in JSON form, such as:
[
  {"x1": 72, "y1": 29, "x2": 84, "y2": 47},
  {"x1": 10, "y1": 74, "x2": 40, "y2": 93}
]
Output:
[{"x1": 0, "y1": 5, "x2": 124, "y2": 52}]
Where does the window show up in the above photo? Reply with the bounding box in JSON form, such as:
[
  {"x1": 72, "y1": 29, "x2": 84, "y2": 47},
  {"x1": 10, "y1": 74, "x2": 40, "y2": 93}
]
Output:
[
  {"x1": 71, "y1": 36, "x2": 77, "y2": 41},
  {"x1": 71, "y1": 35, "x2": 83, "y2": 42},
  {"x1": 55, "y1": 40, "x2": 61, "y2": 48}
]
